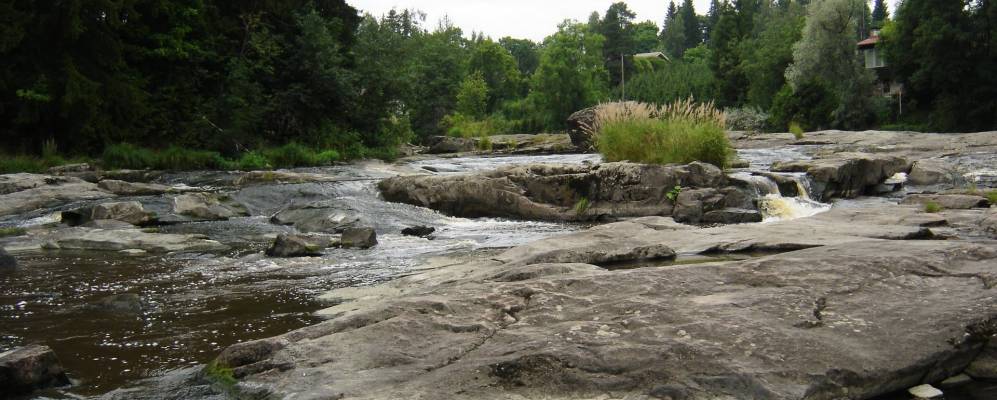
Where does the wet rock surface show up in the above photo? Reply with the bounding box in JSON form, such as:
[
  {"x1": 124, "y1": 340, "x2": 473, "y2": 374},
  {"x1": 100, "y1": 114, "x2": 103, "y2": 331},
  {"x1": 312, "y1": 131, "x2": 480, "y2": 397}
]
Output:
[
  {"x1": 0, "y1": 248, "x2": 15, "y2": 272},
  {"x1": 266, "y1": 233, "x2": 333, "y2": 258},
  {"x1": 340, "y1": 227, "x2": 377, "y2": 249},
  {"x1": 771, "y1": 152, "x2": 910, "y2": 199},
  {"x1": 0, "y1": 344, "x2": 71, "y2": 395},
  {"x1": 379, "y1": 161, "x2": 748, "y2": 222},
  {"x1": 211, "y1": 203, "x2": 997, "y2": 400},
  {"x1": 901, "y1": 194, "x2": 991, "y2": 210},
  {"x1": 0, "y1": 174, "x2": 114, "y2": 217},
  {"x1": 97, "y1": 180, "x2": 171, "y2": 196},
  {"x1": 172, "y1": 193, "x2": 249, "y2": 221},
  {"x1": 6, "y1": 227, "x2": 229, "y2": 253},
  {"x1": 91, "y1": 201, "x2": 153, "y2": 225}
]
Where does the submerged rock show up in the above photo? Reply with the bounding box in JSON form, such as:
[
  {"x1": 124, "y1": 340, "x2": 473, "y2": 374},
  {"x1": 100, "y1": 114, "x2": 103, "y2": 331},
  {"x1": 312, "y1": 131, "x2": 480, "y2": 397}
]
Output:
[
  {"x1": 266, "y1": 234, "x2": 332, "y2": 258},
  {"x1": 173, "y1": 193, "x2": 248, "y2": 221},
  {"x1": 379, "y1": 161, "x2": 746, "y2": 222},
  {"x1": 0, "y1": 248, "x2": 16, "y2": 272},
  {"x1": 92, "y1": 293, "x2": 144, "y2": 314},
  {"x1": 0, "y1": 345, "x2": 71, "y2": 395},
  {"x1": 401, "y1": 226, "x2": 436, "y2": 237},
  {"x1": 341, "y1": 228, "x2": 377, "y2": 249}
]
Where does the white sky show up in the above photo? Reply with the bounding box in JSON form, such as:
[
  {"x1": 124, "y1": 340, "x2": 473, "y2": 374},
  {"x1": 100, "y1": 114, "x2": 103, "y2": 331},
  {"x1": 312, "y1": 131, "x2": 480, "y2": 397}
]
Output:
[{"x1": 347, "y1": 0, "x2": 900, "y2": 42}]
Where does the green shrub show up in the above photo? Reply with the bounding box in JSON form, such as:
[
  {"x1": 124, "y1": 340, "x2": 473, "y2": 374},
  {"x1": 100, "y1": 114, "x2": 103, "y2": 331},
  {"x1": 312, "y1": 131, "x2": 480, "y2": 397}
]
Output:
[
  {"x1": 155, "y1": 146, "x2": 231, "y2": 170},
  {"x1": 440, "y1": 113, "x2": 514, "y2": 139},
  {"x1": 0, "y1": 155, "x2": 47, "y2": 173},
  {"x1": 666, "y1": 186, "x2": 682, "y2": 202},
  {"x1": 769, "y1": 80, "x2": 837, "y2": 132},
  {"x1": 476, "y1": 136, "x2": 493, "y2": 151},
  {"x1": 574, "y1": 197, "x2": 590, "y2": 215},
  {"x1": 263, "y1": 143, "x2": 317, "y2": 168},
  {"x1": 315, "y1": 150, "x2": 341, "y2": 164},
  {"x1": 924, "y1": 201, "x2": 942, "y2": 213},
  {"x1": 590, "y1": 100, "x2": 730, "y2": 168},
  {"x1": 725, "y1": 107, "x2": 770, "y2": 132},
  {"x1": 102, "y1": 143, "x2": 157, "y2": 170},
  {"x1": 237, "y1": 151, "x2": 271, "y2": 171},
  {"x1": 985, "y1": 190, "x2": 997, "y2": 205},
  {"x1": 0, "y1": 227, "x2": 27, "y2": 237},
  {"x1": 789, "y1": 122, "x2": 805, "y2": 139}
]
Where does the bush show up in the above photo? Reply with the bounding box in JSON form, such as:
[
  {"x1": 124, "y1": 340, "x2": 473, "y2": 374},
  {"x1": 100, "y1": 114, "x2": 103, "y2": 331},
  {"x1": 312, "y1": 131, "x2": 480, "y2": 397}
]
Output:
[
  {"x1": 985, "y1": 190, "x2": 997, "y2": 205},
  {"x1": 102, "y1": 143, "x2": 157, "y2": 170},
  {"x1": 0, "y1": 155, "x2": 47, "y2": 173},
  {"x1": 263, "y1": 143, "x2": 319, "y2": 168},
  {"x1": 237, "y1": 151, "x2": 271, "y2": 171},
  {"x1": 725, "y1": 107, "x2": 770, "y2": 132},
  {"x1": 626, "y1": 60, "x2": 717, "y2": 105},
  {"x1": 0, "y1": 227, "x2": 27, "y2": 237},
  {"x1": 590, "y1": 100, "x2": 730, "y2": 168},
  {"x1": 769, "y1": 80, "x2": 837, "y2": 132},
  {"x1": 789, "y1": 122, "x2": 805, "y2": 139},
  {"x1": 924, "y1": 201, "x2": 942, "y2": 213},
  {"x1": 440, "y1": 113, "x2": 515, "y2": 138},
  {"x1": 155, "y1": 146, "x2": 231, "y2": 170}
]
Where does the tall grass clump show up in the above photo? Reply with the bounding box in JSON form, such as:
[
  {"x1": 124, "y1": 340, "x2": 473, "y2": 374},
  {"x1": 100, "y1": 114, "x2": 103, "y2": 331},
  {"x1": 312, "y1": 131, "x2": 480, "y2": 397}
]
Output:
[
  {"x1": 586, "y1": 99, "x2": 730, "y2": 168},
  {"x1": 102, "y1": 143, "x2": 157, "y2": 170},
  {"x1": 263, "y1": 143, "x2": 340, "y2": 168}
]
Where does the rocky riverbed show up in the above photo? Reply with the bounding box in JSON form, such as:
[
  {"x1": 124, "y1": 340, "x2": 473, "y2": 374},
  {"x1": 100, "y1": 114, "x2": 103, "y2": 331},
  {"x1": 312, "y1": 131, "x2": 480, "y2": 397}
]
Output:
[{"x1": 1, "y1": 130, "x2": 996, "y2": 399}]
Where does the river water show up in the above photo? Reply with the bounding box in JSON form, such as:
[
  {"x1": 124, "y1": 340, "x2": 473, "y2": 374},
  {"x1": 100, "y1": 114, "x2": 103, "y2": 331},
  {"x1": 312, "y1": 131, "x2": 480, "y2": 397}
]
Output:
[{"x1": 0, "y1": 148, "x2": 923, "y2": 398}]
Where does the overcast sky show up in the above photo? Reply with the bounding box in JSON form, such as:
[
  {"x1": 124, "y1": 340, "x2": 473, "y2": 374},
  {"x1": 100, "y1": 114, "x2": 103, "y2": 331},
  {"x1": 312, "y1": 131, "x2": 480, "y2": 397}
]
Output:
[{"x1": 347, "y1": 0, "x2": 898, "y2": 42}]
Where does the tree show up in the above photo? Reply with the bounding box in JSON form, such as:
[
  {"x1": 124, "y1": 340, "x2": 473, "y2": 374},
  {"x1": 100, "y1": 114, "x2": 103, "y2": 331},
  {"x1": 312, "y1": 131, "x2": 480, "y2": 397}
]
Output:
[
  {"x1": 882, "y1": 0, "x2": 996, "y2": 131},
  {"x1": 468, "y1": 39, "x2": 523, "y2": 112},
  {"x1": 705, "y1": 0, "x2": 722, "y2": 43},
  {"x1": 739, "y1": 2, "x2": 805, "y2": 109},
  {"x1": 632, "y1": 21, "x2": 661, "y2": 53},
  {"x1": 871, "y1": 0, "x2": 889, "y2": 28},
  {"x1": 662, "y1": 11, "x2": 688, "y2": 57},
  {"x1": 499, "y1": 37, "x2": 541, "y2": 76},
  {"x1": 785, "y1": 0, "x2": 875, "y2": 129},
  {"x1": 528, "y1": 21, "x2": 609, "y2": 129},
  {"x1": 709, "y1": 2, "x2": 748, "y2": 106},
  {"x1": 599, "y1": 2, "x2": 637, "y2": 87},
  {"x1": 455, "y1": 72, "x2": 488, "y2": 118},
  {"x1": 408, "y1": 19, "x2": 469, "y2": 138},
  {"x1": 681, "y1": 0, "x2": 701, "y2": 51}
]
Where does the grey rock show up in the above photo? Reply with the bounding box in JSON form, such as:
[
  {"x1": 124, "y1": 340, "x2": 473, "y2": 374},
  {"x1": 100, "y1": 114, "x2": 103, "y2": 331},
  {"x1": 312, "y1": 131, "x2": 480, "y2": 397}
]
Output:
[
  {"x1": 92, "y1": 293, "x2": 144, "y2": 314},
  {"x1": 939, "y1": 373, "x2": 973, "y2": 388},
  {"x1": 270, "y1": 201, "x2": 365, "y2": 233},
  {"x1": 772, "y1": 152, "x2": 910, "y2": 199},
  {"x1": 83, "y1": 219, "x2": 137, "y2": 229},
  {"x1": 402, "y1": 226, "x2": 435, "y2": 237},
  {"x1": 426, "y1": 136, "x2": 476, "y2": 154},
  {"x1": 0, "y1": 345, "x2": 71, "y2": 395},
  {"x1": 97, "y1": 179, "x2": 170, "y2": 196},
  {"x1": 213, "y1": 203, "x2": 997, "y2": 400},
  {"x1": 965, "y1": 340, "x2": 997, "y2": 381},
  {"x1": 380, "y1": 162, "x2": 741, "y2": 222},
  {"x1": 47, "y1": 163, "x2": 92, "y2": 174},
  {"x1": 266, "y1": 234, "x2": 331, "y2": 258},
  {"x1": 173, "y1": 193, "x2": 248, "y2": 220},
  {"x1": 908, "y1": 384, "x2": 944, "y2": 398},
  {"x1": 909, "y1": 159, "x2": 960, "y2": 186},
  {"x1": 702, "y1": 208, "x2": 764, "y2": 224},
  {"x1": 0, "y1": 173, "x2": 114, "y2": 217},
  {"x1": 901, "y1": 194, "x2": 990, "y2": 210},
  {"x1": 23, "y1": 227, "x2": 228, "y2": 253},
  {"x1": 341, "y1": 228, "x2": 377, "y2": 249},
  {"x1": 91, "y1": 201, "x2": 153, "y2": 225},
  {"x1": 0, "y1": 248, "x2": 16, "y2": 272}
]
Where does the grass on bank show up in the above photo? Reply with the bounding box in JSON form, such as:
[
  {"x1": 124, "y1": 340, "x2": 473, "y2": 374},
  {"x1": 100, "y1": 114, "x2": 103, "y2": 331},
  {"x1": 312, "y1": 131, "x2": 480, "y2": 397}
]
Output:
[
  {"x1": 587, "y1": 99, "x2": 731, "y2": 168},
  {"x1": 924, "y1": 201, "x2": 943, "y2": 213},
  {"x1": 0, "y1": 227, "x2": 27, "y2": 237}
]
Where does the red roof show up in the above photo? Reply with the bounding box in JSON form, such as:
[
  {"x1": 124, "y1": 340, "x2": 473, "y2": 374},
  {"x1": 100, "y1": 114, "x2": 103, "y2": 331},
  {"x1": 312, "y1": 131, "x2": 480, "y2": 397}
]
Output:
[{"x1": 857, "y1": 35, "x2": 880, "y2": 48}]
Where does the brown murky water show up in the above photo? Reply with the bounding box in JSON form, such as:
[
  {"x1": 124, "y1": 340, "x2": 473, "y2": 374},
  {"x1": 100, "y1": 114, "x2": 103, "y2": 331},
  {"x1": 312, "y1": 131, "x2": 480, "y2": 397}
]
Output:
[{"x1": 0, "y1": 250, "x2": 324, "y2": 397}]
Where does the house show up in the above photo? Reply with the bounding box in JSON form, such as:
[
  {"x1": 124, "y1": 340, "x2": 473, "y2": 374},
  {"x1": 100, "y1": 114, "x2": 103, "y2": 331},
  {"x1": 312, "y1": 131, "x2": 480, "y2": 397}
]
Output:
[
  {"x1": 857, "y1": 29, "x2": 902, "y2": 96},
  {"x1": 633, "y1": 52, "x2": 670, "y2": 62}
]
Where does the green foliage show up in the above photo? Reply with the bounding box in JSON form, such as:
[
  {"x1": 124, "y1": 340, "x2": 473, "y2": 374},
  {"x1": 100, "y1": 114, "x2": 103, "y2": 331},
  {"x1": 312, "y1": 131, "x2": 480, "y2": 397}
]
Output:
[
  {"x1": 725, "y1": 107, "x2": 770, "y2": 132},
  {"x1": 499, "y1": 37, "x2": 540, "y2": 76},
  {"x1": 469, "y1": 40, "x2": 523, "y2": 111},
  {"x1": 666, "y1": 186, "x2": 683, "y2": 202},
  {"x1": 770, "y1": 81, "x2": 837, "y2": 132},
  {"x1": 739, "y1": 5, "x2": 805, "y2": 110},
  {"x1": 985, "y1": 191, "x2": 997, "y2": 205},
  {"x1": 456, "y1": 73, "x2": 489, "y2": 119},
  {"x1": 527, "y1": 22, "x2": 609, "y2": 130},
  {"x1": 593, "y1": 102, "x2": 730, "y2": 168},
  {"x1": 476, "y1": 136, "x2": 493, "y2": 151},
  {"x1": 881, "y1": 0, "x2": 996, "y2": 132},
  {"x1": 203, "y1": 361, "x2": 237, "y2": 388},
  {"x1": 441, "y1": 114, "x2": 514, "y2": 139},
  {"x1": 574, "y1": 197, "x2": 591, "y2": 215},
  {"x1": 263, "y1": 143, "x2": 338, "y2": 169},
  {"x1": 628, "y1": 60, "x2": 716, "y2": 105},
  {"x1": 789, "y1": 122, "x2": 805, "y2": 139},
  {"x1": 155, "y1": 147, "x2": 232, "y2": 171},
  {"x1": 924, "y1": 201, "x2": 942, "y2": 214},
  {"x1": 0, "y1": 227, "x2": 27, "y2": 237},
  {"x1": 102, "y1": 144, "x2": 157, "y2": 170}
]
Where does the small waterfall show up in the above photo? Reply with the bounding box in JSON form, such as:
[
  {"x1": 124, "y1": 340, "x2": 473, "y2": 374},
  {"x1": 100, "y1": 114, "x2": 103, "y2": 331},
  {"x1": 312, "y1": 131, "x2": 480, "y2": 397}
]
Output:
[{"x1": 731, "y1": 172, "x2": 831, "y2": 222}]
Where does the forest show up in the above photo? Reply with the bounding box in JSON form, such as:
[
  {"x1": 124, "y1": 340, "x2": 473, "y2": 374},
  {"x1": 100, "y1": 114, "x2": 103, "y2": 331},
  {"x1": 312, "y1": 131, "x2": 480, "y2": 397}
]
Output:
[{"x1": 0, "y1": 0, "x2": 995, "y2": 169}]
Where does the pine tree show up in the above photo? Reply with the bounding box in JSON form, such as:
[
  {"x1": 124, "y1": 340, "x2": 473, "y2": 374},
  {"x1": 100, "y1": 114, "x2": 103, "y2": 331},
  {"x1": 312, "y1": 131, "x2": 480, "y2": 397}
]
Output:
[
  {"x1": 871, "y1": 0, "x2": 889, "y2": 28},
  {"x1": 705, "y1": 0, "x2": 722, "y2": 43},
  {"x1": 681, "y1": 0, "x2": 701, "y2": 50}
]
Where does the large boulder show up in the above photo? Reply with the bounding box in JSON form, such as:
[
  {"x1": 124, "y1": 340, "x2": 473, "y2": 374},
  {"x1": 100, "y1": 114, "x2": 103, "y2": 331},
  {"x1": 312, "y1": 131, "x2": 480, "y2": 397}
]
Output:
[
  {"x1": 425, "y1": 136, "x2": 476, "y2": 154},
  {"x1": 772, "y1": 152, "x2": 911, "y2": 199},
  {"x1": 901, "y1": 194, "x2": 990, "y2": 210},
  {"x1": 270, "y1": 201, "x2": 366, "y2": 233},
  {"x1": 341, "y1": 228, "x2": 377, "y2": 249},
  {"x1": 29, "y1": 227, "x2": 228, "y2": 253},
  {"x1": 0, "y1": 345, "x2": 71, "y2": 395},
  {"x1": 97, "y1": 180, "x2": 171, "y2": 196},
  {"x1": 91, "y1": 201, "x2": 153, "y2": 225},
  {"x1": 212, "y1": 204, "x2": 997, "y2": 400},
  {"x1": 173, "y1": 193, "x2": 248, "y2": 221},
  {"x1": 379, "y1": 161, "x2": 740, "y2": 222},
  {"x1": 266, "y1": 234, "x2": 332, "y2": 258},
  {"x1": 0, "y1": 248, "x2": 15, "y2": 272},
  {"x1": 565, "y1": 106, "x2": 599, "y2": 151}
]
